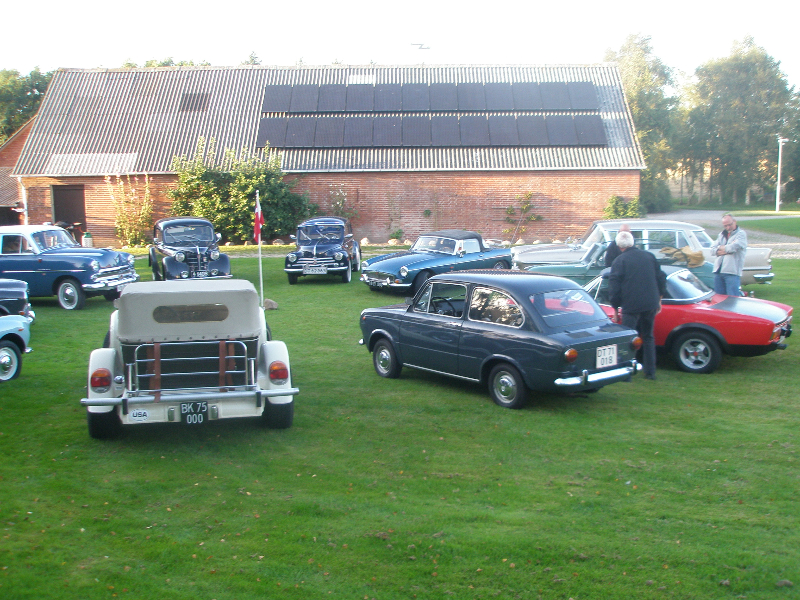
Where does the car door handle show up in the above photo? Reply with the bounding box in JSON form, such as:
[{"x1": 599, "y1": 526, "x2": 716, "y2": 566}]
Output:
[{"x1": 443, "y1": 321, "x2": 461, "y2": 327}]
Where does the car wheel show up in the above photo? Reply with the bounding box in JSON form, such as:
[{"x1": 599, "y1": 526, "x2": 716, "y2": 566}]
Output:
[
  {"x1": 341, "y1": 261, "x2": 352, "y2": 283},
  {"x1": 150, "y1": 247, "x2": 162, "y2": 281},
  {"x1": 353, "y1": 245, "x2": 361, "y2": 271},
  {"x1": 488, "y1": 363, "x2": 528, "y2": 409},
  {"x1": 373, "y1": 339, "x2": 402, "y2": 378},
  {"x1": 672, "y1": 330, "x2": 722, "y2": 374},
  {"x1": 87, "y1": 409, "x2": 122, "y2": 439},
  {"x1": 57, "y1": 279, "x2": 86, "y2": 310},
  {"x1": 492, "y1": 260, "x2": 508, "y2": 269},
  {"x1": 0, "y1": 341, "x2": 22, "y2": 381},
  {"x1": 287, "y1": 273, "x2": 298, "y2": 285},
  {"x1": 262, "y1": 402, "x2": 294, "y2": 429},
  {"x1": 413, "y1": 271, "x2": 432, "y2": 294}
]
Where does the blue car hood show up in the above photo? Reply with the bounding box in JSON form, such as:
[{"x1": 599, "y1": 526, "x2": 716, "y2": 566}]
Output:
[
  {"x1": 295, "y1": 240, "x2": 344, "y2": 255},
  {"x1": 43, "y1": 246, "x2": 132, "y2": 268},
  {"x1": 366, "y1": 251, "x2": 443, "y2": 273}
]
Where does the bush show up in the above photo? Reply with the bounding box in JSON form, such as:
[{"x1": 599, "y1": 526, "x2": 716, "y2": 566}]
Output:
[
  {"x1": 603, "y1": 195, "x2": 644, "y2": 219},
  {"x1": 169, "y1": 138, "x2": 316, "y2": 242}
]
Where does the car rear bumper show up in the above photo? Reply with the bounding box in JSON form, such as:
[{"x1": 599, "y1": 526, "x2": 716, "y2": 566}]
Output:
[{"x1": 554, "y1": 360, "x2": 640, "y2": 388}]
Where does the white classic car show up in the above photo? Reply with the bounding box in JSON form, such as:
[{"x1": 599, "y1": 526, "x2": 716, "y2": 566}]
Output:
[
  {"x1": 511, "y1": 220, "x2": 773, "y2": 287},
  {"x1": 81, "y1": 279, "x2": 298, "y2": 438}
]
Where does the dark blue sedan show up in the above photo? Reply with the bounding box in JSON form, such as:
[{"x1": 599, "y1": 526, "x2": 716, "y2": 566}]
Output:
[{"x1": 359, "y1": 271, "x2": 643, "y2": 408}]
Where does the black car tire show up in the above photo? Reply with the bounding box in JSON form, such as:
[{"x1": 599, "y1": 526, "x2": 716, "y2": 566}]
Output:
[
  {"x1": 0, "y1": 341, "x2": 22, "y2": 381},
  {"x1": 373, "y1": 339, "x2": 402, "y2": 378},
  {"x1": 342, "y1": 262, "x2": 352, "y2": 283},
  {"x1": 413, "y1": 271, "x2": 432, "y2": 294},
  {"x1": 262, "y1": 401, "x2": 293, "y2": 429},
  {"x1": 87, "y1": 409, "x2": 122, "y2": 439},
  {"x1": 57, "y1": 279, "x2": 86, "y2": 310},
  {"x1": 287, "y1": 273, "x2": 298, "y2": 285},
  {"x1": 149, "y1": 247, "x2": 163, "y2": 281},
  {"x1": 488, "y1": 363, "x2": 528, "y2": 409},
  {"x1": 672, "y1": 330, "x2": 722, "y2": 374},
  {"x1": 352, "y1": 245, "x2": 361, "y2": 271},
  {"x1": 492, "y1": 260, "x2": 509, "y2": 269}
]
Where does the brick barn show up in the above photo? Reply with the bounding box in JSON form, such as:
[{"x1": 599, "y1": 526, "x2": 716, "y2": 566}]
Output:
[{"x1": 9, "y1": 65, "x2": 644, "y2": 247}]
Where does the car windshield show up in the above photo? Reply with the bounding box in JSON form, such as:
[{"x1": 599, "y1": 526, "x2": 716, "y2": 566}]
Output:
[
  {"x1": 694, "y1": 229, "x2": 714, "y2": 248},
  {"x1": 530, "y1": 288, "x2": 608, "y2": 329},
  {"x1": 666, "y1": 269, "x2": 714, "y2": 301},
  {"x1": 163, "y1": 224, "x2": 216, "y2": 245},
  {"x1": 411, "y1": 236, "x2": 458, "y2": 254},
  {"x1": 32, "y1": 229, "x2": 79, "y2": 250},
  {"x1": 297, "y1": 225, "x2": 344, "y2": 242}
]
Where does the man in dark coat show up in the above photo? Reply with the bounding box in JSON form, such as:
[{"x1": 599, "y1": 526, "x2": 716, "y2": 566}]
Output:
[
  {"x1": 608, "y1": 230, "x2": 667, "y2": 380},
  {"x1": 604, "y1": 223, "x2": 631, "y2": 267}
]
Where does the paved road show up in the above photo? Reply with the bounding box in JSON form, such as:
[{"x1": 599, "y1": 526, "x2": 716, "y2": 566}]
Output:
[{"x1": 649, "y1": 210, "x2": 800, "y2": 259}]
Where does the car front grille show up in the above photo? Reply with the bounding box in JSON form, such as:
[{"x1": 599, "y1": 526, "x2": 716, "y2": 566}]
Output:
[{"x1": 296, "y1": 256, "x2": 337, "y2": 266}]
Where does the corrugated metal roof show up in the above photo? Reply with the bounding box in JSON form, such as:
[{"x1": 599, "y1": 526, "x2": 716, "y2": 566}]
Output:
[{"x1": 13, "y1": 65, "x2": 644, "y2": 176}]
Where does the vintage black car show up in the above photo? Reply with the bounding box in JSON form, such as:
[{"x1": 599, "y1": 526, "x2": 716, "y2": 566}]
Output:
[
  {"x1": 0, "y1": 225, "x2": 139, "y2": 310},
  {"x1": 0, "y1": 279, "x2": 35, "y2": 323},
  {"x1": 149, "y1": 217, "x2": 231, "y2": 281},
  {"x1": 284, "y1": 217, "x2": 360, "y2": 284},
  {"x1": 359, "y1": 271, "x2": 643, "y2": 408}
]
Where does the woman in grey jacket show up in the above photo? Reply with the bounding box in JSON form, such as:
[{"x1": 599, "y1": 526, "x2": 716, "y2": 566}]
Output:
[{"x1": 710, "y1": 214, "x2": 747, "y2": 296}]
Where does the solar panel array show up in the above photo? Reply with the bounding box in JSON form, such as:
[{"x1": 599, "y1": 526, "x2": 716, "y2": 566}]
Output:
[{"x1": 257, "y1": 81, "x2": 606, "y2": 149}]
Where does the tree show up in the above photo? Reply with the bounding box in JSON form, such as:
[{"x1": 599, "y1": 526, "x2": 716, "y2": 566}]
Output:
[
  {"x1": 169, "y1": 138, "x2": 316, "y2": 242},
  {"x1": 686, "y1": 38, "x2": 794, "y2": 204},
  {"x1": 0, "y1": 68, "x2": 51, "y2": 145},
  {"x1": 605, "y1": 35, "x2": 678, "y2": 212}
]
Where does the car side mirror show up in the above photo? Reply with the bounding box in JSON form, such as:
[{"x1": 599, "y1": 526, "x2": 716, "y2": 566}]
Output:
[
  {"x1": 345, "y1": 233, "x2": 353, "y2": 240},
  {"x1": 215, "y1": 233, "x2": 222, "y2": 242},
  {"x1": 290, "y1": 235, "x2": 297, "y2": 241},
  {"x1": 458, "y1": 250, "x2": 465, "y2": 257}
]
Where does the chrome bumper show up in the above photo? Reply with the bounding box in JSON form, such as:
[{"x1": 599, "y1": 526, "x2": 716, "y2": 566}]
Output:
[
  {"x1": 554, "y1": 361, "x2": 640, "y2": 388},
  {"x1": 359, "y1": 274, "x2": 412, "y2": 289},
  {"x1": 81, "y1": 387, "x2": 299, "y2": 407},
  {"x1": 83, "y1": 271, "x2": 140, "y2": 291}
]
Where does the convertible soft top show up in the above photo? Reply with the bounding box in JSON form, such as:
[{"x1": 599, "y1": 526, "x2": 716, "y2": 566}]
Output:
[{"x1": 116, "y1": 280, "x2": 263, "y2": 343}]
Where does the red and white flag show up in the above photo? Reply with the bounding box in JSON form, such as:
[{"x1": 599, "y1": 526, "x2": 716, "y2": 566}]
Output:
[{"x1": 254, "y1": 193, "x2": 264, "y2": 243}]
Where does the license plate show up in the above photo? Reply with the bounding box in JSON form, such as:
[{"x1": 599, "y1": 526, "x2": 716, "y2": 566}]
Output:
[
  {"x1": 303, "y1": 266, "x2": 327, "y2": 274},
  {"x1": 194, "y1": 271, "x2": 209, "y2": 278},
  {"x1": 181, "y1": 401, "x2": 208, "y2": 424},
  {"x1": 596, "y1": 344, "x2": 617, "y2": 368}
]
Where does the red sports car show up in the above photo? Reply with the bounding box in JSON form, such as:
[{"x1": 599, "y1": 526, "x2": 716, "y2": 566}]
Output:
[{"x1": 585, "y1": 266, "x2": 792, "y2": 373}]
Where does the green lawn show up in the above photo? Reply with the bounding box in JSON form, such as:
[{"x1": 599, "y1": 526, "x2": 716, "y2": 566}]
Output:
[
  {"x1": 1, "y1": 259, "x2": 798, "y2": 599},
  {"x1": 739, "y1": 217, "x2": 800, "y2": 238}
]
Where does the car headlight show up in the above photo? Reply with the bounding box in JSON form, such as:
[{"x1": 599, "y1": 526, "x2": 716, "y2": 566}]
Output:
[
  {"x1": 288, "y1": 254, "x2": 298, "y2": 263},
  {"x1": 127, "y1": 255, "x2": 135, "y2": 266},
  {"x1": 361, "y1": 261, "x2": 368, "y2": 270},
  {"x1": 175, "y1": 251, "x2": 185, "y2": 262},
  {"x1": 399, "y1": 266, "x2": 408, "y2": 277},
  {"x1": 334, "y1": 251, "x2": 344, "y2": 261},
  {"x1": 90, "y1": 260, "x2": 100, "y2": 272},
  {"x1": 180, "y1": 271, "x2": 189, "y2": 278},
  {"x1": 210, "y1": 249, "x2": 220, "y2": 261}
]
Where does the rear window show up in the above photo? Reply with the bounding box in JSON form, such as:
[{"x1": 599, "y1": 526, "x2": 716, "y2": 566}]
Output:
[
  {"x1": 530, "y1": 289, "x2": 607, "y2": 329},
  {"x1": 153, "y1": 304, "x2": 229, "y2": 323}
]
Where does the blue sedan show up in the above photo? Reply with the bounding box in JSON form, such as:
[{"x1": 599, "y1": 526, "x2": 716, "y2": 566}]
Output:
[{"x1": 360, "y1": 230, "x2": 512, "y2": 293}]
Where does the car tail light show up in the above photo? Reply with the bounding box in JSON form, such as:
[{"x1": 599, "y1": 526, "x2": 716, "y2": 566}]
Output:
[
  {"x1": 631, "y1": 337, "x2": 643, "y2": 350},
  {"x1": 90, "y1": 368, "x2": 112, "y2": 393},
  {"x1": 269, "y1": 361, "x2": 289, "y2": 384},
  {"x1": 564, "y1": 348, "x2": 578, "y2": 363}
]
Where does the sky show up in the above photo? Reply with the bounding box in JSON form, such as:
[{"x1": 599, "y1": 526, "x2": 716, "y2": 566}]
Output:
[{"x1": 3, "y1": 0, "x2": 799, "y2": 89}]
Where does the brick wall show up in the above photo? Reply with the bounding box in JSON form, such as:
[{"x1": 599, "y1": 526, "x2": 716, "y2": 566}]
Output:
[{"x1": 19, "y1": 170, "x2": 640, "y2": 247}]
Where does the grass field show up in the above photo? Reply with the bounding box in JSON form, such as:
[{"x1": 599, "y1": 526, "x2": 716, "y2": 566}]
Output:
[{"x1": 1, "y1": 258, "x2": 798, "y2": 599}]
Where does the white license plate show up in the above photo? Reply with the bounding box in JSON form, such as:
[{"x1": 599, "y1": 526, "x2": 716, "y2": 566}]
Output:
[
  {"x1": 596, "y1": 344, "x2": 617, "y2": 368},
  {"x1": 303, "y1": 266, "x2": 327, "y2": 274},
  {"x1": 181, "y1": 401, "x2": 208, "y2": 424}
]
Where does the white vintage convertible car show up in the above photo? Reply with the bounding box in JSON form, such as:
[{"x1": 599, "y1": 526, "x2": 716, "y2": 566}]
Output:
[
  {"x1": 81, "y1": 279, "x2": 298, "y2": 438},
  {"x1": 512, "y1": 220, "x2": 773, "y2": 287}
]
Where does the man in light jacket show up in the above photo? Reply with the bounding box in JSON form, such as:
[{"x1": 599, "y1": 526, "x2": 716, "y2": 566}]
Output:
[{"x1": 710, "y1": 214, "x2": 747, "y2": 296}]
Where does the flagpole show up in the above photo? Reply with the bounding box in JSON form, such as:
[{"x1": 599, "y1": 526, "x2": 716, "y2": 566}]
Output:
[{"x1": 256, "y1": 190, "x2": 264, "y2": 307}]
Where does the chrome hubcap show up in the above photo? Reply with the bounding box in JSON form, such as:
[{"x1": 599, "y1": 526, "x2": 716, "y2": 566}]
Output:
[
  {"x1": 377, "y1": 348, "x2": 391, "y2": 373},
  {"x1": 0, "y1": 350, "x2": 16, "y2": 379},
  {"x1": 495, "y1": 372, "x2": 517, "y2": 401}
]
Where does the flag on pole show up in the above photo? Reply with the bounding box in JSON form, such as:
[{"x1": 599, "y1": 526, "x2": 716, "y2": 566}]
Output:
[{"x1": 254, "y1": 194, "x2": 265, "y2": 243}]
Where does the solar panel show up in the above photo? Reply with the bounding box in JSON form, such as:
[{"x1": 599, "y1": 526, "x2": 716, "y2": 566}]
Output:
[
  {"x1": 512, "y1": 82, "x2": 543, "y2": 110},
  {"x1": 373, "y1": 116, "x2": 402, "y2": 146},
  {"x1": 488, "y1": 115, "x2": 519, "y2": 146},
  {"x1": 261, "y1": 85, "x2": 292, "y2": 113},
  {"x1": 374, "y1": 84, "x2": 402, "y2": 111},
  {"x1": 289, "y1": 85, "x2": 319, "y2": 113},
  {"x1": 429, "y1": 83, "x2": 458, "y2": 111},
  {"x1": 318, "y1": 84, "x2": 347, "y2": 112},
  {"x1": 459, "y1": 115, "x2": 490, "y2": 146},
  {"x1": 346, "y1": 84, "x2": 374, "y2": 111},
  {"x1": 402, "y1": 84, "x2": 430, "y2": 111},
  {"x1": 343, "y1": 117, "x2": 373, "y2": 146},
  {"x1": 431, "y1": 116, "x2": 460, "y2": 146},
  {"x1": 256, "y1": 117, "x2": 288, "y2": 148},
  {"x1": 284, "y1": 117, "x2": 317, "y2": 146},
  {"x1": 314, "y1": 117, "x2": 345, "y2": 147},
  {"x1": 539, "y1": 82, "x2": 571, "y2": 110},
  {"x1": 567, "y1": 82, "x2": 598, "y2": 110},
  {"x1": 484, "y1": 83, "x2": 514, "y2": 110},
  {"x1": 402, "y1": 116, "x2": 431, "y2": 146},
  {"x1": 574, "y1": 114, "x2": 607, "y2": 145},
  {"x1": 458, "y1": 83, "x2": 486, "y2": 111},
  {"x1": 546, "y1": 115, "x2": 578, "y2": 146},
  {"x1": 516, "y1": 115, "x2": 549, "y2": 145}
]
